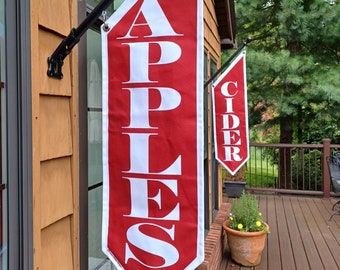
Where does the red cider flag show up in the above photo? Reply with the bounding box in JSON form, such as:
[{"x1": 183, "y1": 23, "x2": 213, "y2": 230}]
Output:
[
  {"x1": 101, "y1": 0, "x2": 204, "y2": 269},
  {"x1": 212, "y1": 51, "x2": 249, "y2": 175}
]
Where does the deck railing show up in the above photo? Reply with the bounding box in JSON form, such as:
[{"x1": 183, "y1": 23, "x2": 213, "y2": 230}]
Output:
[{"x1": 243, "y1": 139, "x2": 340, "y2": 198}]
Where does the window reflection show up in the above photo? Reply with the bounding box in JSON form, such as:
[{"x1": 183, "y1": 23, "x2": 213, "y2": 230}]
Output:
[
  {"x1": 87, "y1": 29, "x2": 110, "y2": 269},
  {"x1": 86, "y1": 1, "x2": 126, "y2": 269}
]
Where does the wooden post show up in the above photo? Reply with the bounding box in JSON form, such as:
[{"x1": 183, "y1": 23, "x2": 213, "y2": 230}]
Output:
[{"x1": 323, "y1": 138, "x2": 331, "y2": 198}]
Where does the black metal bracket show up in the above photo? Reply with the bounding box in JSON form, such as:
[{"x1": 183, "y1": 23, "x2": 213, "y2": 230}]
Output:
[
  {"x1": 47, "y1": 0, "x2": 114, "y2": 79},
  {"x1": 204, "y1": 37, "x2": 253, "y2": 88}
]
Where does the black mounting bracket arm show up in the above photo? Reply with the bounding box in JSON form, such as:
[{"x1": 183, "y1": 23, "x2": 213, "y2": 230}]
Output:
[
  {"x1": 204, "y1": 37, "x2": 253, "y2": 88},
  {"x1": 47, "y1": 0, "x2": 114, "y2": 79}
]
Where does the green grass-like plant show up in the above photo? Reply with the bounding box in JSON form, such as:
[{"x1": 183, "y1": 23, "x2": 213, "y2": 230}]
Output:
[{"x1": 228, "y1": 192, "x2": 270, "y2": 233}]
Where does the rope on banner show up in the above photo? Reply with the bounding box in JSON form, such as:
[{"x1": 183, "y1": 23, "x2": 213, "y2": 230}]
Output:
[{"x1": 204, "y1": 37, "x2": 253, "y2": 88}]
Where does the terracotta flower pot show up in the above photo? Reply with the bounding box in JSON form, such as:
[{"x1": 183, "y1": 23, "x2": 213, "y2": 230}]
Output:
[{"x1": 223, "y1": 220, "x2": 269, "y2": 266}]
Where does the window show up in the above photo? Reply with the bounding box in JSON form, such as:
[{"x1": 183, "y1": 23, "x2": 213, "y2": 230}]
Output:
[
  {"x1": 1, "y1": 1, "x2": 32, "y2": 269},
  {"x1": 210, "y1": 57, "x2": 219, "y2": 214},
  {"x1": 87, "y1": 27, "x2": 104, "y2": 265},
  {"x1": 87, "y1": 28, "x2": 117, "y2": 269},
  {"x1": 0, "y1": 0, "x2": 7, "y2": 266},
  {"x1": 85, "y1": 2, "x2": 126, "y2": 269},
  {"x1": 203, "y1": 53, "x2": 219, "y2": 230},
  {"x1": 87, "y1": 0, "x2": 124, "y2": 12}
]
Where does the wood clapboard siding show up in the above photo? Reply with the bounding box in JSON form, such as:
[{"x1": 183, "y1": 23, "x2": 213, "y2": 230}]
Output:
[
  {"x1": 38, "y1": 31, "x2": 72, "y2": 96},
  {"x1": 41, "y1": 217, "x2": 74, "y2": 270},
  {"x1": 31, "y1": 0, "x2": 79, "y2": 269},
  {"x1": 204, "y1": 0, "x2": 221, "y2": 61},
  {"x1": 39, "y1": 95, "x2": 73, "y2": 160},
  {"x1": 40, "y1": 157, "x2": 73, "y2": 228},
  {"x1": 38, "y1": 0, "x2": 71, "y2": 36}
]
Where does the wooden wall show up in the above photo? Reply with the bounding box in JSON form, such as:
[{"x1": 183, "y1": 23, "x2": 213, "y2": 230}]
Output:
[
  {"x1": 30, "y1": 0, "x2": 79, "y2": 269},
  {"x1": 204, "y1": 0, "x2": 222, "y2": 62},
  {"x1": 203, "y1": 0, "x2": 223, "y2": 226}
]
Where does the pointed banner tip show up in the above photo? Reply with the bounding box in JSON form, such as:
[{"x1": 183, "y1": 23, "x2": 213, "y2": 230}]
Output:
[
  {"x1": 101, "y1": 0, "x2": 204, "y2": 269},
  {"x1": 212, "y1": 52, "x2": 249, "y2": 176}
]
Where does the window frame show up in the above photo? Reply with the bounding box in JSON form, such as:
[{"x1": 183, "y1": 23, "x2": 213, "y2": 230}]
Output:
[
  {"x1": 5, "y1": 0, "x2": 33, "y2": 269},
  {"x1": 79, "y1": 2, "x2": 113, "y2": 269},
  {"x1": 203, "y1": 52, "x2": 219, "y2": 230}
]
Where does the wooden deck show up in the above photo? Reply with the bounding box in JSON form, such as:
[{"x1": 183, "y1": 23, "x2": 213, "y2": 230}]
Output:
[{"x1": 220, "y1": 194, "x2": 340, "y2": 270}]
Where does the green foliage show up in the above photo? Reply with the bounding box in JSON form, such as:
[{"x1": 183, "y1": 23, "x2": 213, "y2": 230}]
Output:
[
  {"x1": 90, "y1": 0, "x2": 115, "y2": 12},
  {"x1": 232, "y1": 0, "x2": 340, "y2": 144},
  {"x1": 291, "y1": 149, "x2": 322, "y2": 190},
  {"x1": 228, "y1": 192, "x2": 270, "y2": 233},
  {"x1": 246, "y1": 167, "x2": 278, "y2": 188},
  {"x1": 246, "y1": 147, "x2": 279, "y2": 188}
]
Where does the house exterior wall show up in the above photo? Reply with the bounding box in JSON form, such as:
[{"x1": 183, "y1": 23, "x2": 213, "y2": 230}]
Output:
[
  {"x1": 203, "y1": 0, "x2": 224, "y2": 227},
  {"x1": 199, "y1": 1, "x2": 233, "y2": 269},
  {"x1": 204, "y1": 0, "x2": 222, "y2": 61},
  {"x1": 30, "y1": 0, "x2": 79, "y2": 269},
  {"x1": 26, "y1": 0, "x2": 231, "y2": 269}
]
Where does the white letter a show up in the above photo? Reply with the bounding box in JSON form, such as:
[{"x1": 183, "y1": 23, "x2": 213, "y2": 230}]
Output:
[{"x1": 119, "y1": 0, "x2": 181, "y2": 38}]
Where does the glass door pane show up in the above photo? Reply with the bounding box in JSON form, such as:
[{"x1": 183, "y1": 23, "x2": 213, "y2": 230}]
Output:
[
  {"x1": 85, "y1": 2, "x2": 124, "y2": 269},
  {"x1": 87, "y1": 28, "x2": 116, "y2": 270}
]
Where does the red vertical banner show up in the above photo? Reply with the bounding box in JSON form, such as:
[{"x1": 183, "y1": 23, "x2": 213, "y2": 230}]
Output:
[
  {"x1": 101, "y1": 1, "x2": 204, "y2": 269},
  {"x1": 212, "y1": 51, "x2": 249, "y2": 175}
]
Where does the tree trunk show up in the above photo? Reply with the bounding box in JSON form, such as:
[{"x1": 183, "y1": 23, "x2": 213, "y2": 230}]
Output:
[
  {"x1": 297, "y1": 106, "x2": 303, "y2": 143},
  {"x1": 278, "y1": 40, "x2": 299, "y2": 189},
  {"x1": 279, "y1": 116, "x2": 293, "y2": 189}
]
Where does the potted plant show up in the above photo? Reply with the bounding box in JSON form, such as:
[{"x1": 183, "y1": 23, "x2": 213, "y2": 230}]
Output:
[
  {"x1": 223, "y1": 192, "x2": 270, "y2": 266},
  {"x1": 223, "y1": 164, "x2": 247, "y2": 197}
]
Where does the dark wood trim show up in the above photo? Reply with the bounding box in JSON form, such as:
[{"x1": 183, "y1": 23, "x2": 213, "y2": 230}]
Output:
[{"x1": 78, "y1": 1, "x2": 89, "y2": 270}]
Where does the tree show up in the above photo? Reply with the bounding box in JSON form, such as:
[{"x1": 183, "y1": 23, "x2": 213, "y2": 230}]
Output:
[{"x1": 232, "y1": 0, "x2": 340, "y2": 188}]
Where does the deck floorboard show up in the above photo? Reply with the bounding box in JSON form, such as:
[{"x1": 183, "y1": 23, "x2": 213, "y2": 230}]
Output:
[{"x1": 219, "y1": 194, "x2": 340, "y2": 270}]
